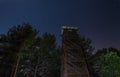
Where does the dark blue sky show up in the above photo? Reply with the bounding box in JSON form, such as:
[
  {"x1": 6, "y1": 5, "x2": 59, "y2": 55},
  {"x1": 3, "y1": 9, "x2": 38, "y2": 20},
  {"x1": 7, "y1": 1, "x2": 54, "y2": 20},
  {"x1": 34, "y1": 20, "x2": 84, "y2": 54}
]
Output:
[{"x1": 0, "y1": 0, "x2": 120, "y2": 50}]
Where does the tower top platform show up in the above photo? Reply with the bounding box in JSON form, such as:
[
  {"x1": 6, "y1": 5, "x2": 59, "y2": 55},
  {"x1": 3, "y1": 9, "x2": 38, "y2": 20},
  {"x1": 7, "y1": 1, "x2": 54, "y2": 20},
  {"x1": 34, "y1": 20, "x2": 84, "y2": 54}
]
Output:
[{"x1": 61, "y1": 26, "x2": 78, "y2": 35}]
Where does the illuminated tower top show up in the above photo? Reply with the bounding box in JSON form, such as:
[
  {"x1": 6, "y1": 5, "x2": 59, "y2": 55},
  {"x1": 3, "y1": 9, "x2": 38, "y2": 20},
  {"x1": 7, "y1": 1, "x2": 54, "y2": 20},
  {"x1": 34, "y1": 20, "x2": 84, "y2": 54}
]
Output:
[{"x1": 61, "y1": 26, "x2": 79, "y2": 37}]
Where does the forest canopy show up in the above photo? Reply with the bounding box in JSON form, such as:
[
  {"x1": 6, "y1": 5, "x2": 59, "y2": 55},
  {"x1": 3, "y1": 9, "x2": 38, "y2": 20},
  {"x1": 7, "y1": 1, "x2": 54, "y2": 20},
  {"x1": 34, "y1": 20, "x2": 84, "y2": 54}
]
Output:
[{"x1": 0, "y1": 24, "x2": 120, "y2": 77}]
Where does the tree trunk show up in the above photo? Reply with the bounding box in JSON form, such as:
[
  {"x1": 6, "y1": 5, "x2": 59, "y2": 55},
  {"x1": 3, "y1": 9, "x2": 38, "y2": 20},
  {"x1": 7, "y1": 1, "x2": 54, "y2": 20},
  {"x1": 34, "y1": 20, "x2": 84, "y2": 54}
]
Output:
[
  {"x1": 26, "y1": 73, "x2": 29, "y2": 77},
  {"x1": 33, "y1": 57, "x2": 40, "y2": 77},
  {"x1": 10, "y1": 60, "x2": 16, "y2": 77},
  {"x1": 33, "y1": 65, "x2": 38, "y2": 77},
  {"x1": 13, "y1": 56, "x2": 20, "y2": 77}
]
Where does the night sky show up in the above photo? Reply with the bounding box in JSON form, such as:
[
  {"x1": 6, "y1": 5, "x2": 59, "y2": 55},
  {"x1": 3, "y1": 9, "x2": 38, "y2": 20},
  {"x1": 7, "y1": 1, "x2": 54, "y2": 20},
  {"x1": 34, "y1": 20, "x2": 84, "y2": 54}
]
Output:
[{"x1": 0, "y1": 0, "x2": 120, "y2": 51}]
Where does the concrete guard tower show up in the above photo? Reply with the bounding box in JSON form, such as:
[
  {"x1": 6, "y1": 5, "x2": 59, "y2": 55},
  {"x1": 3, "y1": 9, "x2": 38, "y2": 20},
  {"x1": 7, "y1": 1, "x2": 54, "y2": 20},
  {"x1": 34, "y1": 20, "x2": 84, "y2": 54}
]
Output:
[{"x1": 61, "y1": 26, "x2": 90, "y2": 77}]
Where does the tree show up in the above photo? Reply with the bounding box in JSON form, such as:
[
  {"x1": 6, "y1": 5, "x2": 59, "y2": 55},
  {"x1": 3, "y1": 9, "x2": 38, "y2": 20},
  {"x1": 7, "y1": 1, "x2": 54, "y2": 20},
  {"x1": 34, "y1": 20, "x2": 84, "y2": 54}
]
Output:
[
  {"x1": 0, "y1": 34, "x2": 12, "y2": 77},
  {"x1": 94, "y1": 52, "x2": 120, "y2": 77},
  {"x1": 5, "y1": 24, "x2": 38, "y2": 77},
  {"x1": 0, "y1": 24, "x2": 60, "y2": 77},
  {"x1": 13, "y1": 30, "x2": 38, "y2": 77},
  {"x1": 92, "y1": 48, "x2": 120, "y2": 77},
  {"x1": 17, "y1": 33, "x2": 61, "y2": 77},
  {"x1": 79, "y1": 36, "x2": 94, "y2": 57}
]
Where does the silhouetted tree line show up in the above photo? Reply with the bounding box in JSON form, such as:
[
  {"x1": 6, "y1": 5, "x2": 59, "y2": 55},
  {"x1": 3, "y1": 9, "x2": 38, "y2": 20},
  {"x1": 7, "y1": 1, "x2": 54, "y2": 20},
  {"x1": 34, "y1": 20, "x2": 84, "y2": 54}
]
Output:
[{"x1": 0, "y1": 24, "x2": 120, "y2": 77}]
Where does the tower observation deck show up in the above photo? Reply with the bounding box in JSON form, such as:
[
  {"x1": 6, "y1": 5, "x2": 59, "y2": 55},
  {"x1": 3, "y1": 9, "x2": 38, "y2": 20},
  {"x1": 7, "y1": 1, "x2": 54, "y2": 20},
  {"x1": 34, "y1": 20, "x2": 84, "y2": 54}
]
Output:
[{"x1": 61, "y1": 26, "x2": 90, "y2": 77}]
